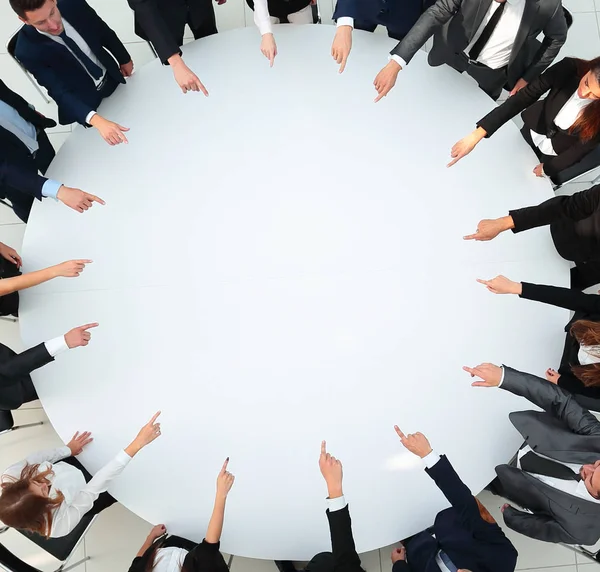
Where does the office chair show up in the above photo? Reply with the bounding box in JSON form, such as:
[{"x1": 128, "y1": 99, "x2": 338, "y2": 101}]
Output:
[
  {"x1": 552, "y1": 145, "x2": 600, "y2": 190},
  {"x1": 6, "y1": 28, "x2": 51, "y2": 104},
  {"x1": 0, "y1": 410, "x2": 43, "y2": 436}
]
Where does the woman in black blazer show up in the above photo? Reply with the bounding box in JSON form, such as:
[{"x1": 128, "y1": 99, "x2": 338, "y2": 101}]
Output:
[
  {"x1": 477, "y1": 274, "x2": 600, "y2": 408},
  {"x1": 449, "y1": 57, "x2": 600, "y2": 180}
]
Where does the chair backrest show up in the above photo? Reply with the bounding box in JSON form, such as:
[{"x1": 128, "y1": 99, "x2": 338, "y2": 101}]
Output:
[
  {"x1": 6, "y1": 28, "x2": 21, "y2": 60},
  {"x1": 0, "y1": 410, "x2": 15, "y2": 434},
  {"x1": 0, "y1": 543, "x2": 42, "y2": 572},
  {"x1": 552, "y1": 145, "x2": 600, "y2": 188}
]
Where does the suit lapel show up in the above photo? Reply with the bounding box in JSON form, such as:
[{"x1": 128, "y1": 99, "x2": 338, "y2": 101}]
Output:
[{"x1": 510, "y1": 0, "x2": 539, "y2": 64}]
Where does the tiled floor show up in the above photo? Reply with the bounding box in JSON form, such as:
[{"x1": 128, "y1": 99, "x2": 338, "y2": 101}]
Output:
[{"x1": 1, "y1": 0, "x2": 600, "y2": 570}]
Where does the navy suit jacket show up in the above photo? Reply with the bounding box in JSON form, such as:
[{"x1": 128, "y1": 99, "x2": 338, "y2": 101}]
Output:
[
  {"x1": 333, "y1": 0, "x2": 427, "y2": 36},
  {"x1": 15, "y1": 0, "x2": 130, "y2": 126},
  {"x1": 393, "y1": 456, "x2": 518, "y2": 572}
]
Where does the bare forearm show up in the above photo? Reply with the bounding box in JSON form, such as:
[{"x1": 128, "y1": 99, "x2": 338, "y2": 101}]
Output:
[
  {"x1": 205, "y1": 496, "x2": 227, "y2": 544},
  {"x1": 0, "y1": 267, "x2": 57, "y2": 296},
  {"x1": 136, "y1": 535, "x2": 155, "y2": 557}
]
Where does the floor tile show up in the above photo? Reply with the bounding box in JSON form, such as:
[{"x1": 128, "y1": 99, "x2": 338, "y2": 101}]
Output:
[
  {"x1": 229, "y1": 556, "x2": 281, "y2": 572},
  {"x1": 358, "y1": 549, "x2": 382, "y2": 572},
  {"x1": 563, "y1": 0, "x2": 596, "y2": 12},
  {"x1": 557, "y1": 12, "x2": 600, "y2": 60},
  {"x1": 125, "y1": 41, "x2": 158, "y2": 71},
  {"x1": 48, "y1": 131, "x2": 72, "y2": 153}
]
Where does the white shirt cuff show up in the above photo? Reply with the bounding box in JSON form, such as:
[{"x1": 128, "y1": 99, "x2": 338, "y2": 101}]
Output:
[
  {"x1": 258, "y1": 21, "x2": 272, "y2": 35},
  {"x1": 498, "y1": 366, "x2": 505, "y2": 387},
  {"x1": 117, "y1": 449, "x2": 133, "y2": 463},
  {"x1": 336, "y1": 17, "x2": 354, "y2": 28},
  {"x1": 389, "y1": 54, "x2": 407, "y2": 68},
  {"x1": 423, "y1": 451, "x2": 441, "y2": 468},
  {"x1": 326, "y1": 495, "x2": 347, "y2": 512},
  {"x1": 58, "y1": 445, "x2": 72, "y2": 459},
  {"x1": 85, "y1": 111, "x2": 97, "y2": 125},
  {"x1": 44, "y1": 336, "x2": 69, "y2": 357}
]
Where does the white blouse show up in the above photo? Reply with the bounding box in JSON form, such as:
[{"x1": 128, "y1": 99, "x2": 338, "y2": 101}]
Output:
[
  {"x1": 1, "y1": 446, "x2": 132, "y2": 537},
  {"x1": 253, "y1": 0, "x2": 273, "y2": 36},
  {"x1": 152, "y1": 547, "x2": 188, "y2": 572},
  {"x1": 579, "y1": 345, "x2": 600, "y2": 366},
  {"x1": 531, "y1": 90, "x2": 593, "y2": 157}
]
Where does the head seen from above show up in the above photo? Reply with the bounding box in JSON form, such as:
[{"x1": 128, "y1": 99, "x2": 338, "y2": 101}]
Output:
[
  {"x1": 581, "y1": 460, "x2": 600, "y2": 499},
  {"x1": 573, "y1": 57, "x2": 600, "y2": 142},
  {"x1": 10, "y1": 0, "x2": 64, "y2": 35},
  {"x1": 569, "y1": 320, "x2": 600, "y2": 387},
  {"x1": 0, "y1": 463, "x2": 64, "y2": 536}
]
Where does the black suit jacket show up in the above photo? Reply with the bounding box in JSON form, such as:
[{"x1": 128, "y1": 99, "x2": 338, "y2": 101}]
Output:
[
  {"x1": 324, "y1": 505, "x2": 366, "y2": 572},
  {"x1": 15, "y1": 0, "x2": 130, "y2": 126},
  {"x1": 393, "y1": 456, "x2": 517, "y2": 572},
  {"x1": 391, "y1": 0, "x2": 567, "y2": 90},
  {"x1": 0, "y1": 79, "x2": 56, "y2": 202},
  {"x1": 508, "y1": 183, "x2": 600, "y2": 277},
  {"x1": 478, "y1": 58, "x2": 598, "y2": 178},
  {"x1": 0, "y1": 341, "x2": 53, "y2": 410}
]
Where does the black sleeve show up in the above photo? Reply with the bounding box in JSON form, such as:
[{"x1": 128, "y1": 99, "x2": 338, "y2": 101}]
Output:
[
  {"x1": 0, "y1": 161, "x2": 47, "y2": 201},
  {"x1": 391, "y1": 562, "x2": 410, "y2": 572},
  {"x1": 127, "y1": 0, "x2": 182, "y2": 64},
  {"x1": 477, "y1": 58, "x2": 576, "y2": 137},
  {"x1": 326, "y1": 506, "x2": 366, "y2": 572},
  {"x1": 520, "y1": 282, "x2": 600, "y2": 314},
  {"x1": 542, "y1": 140, "x2": 599, "y2": 179},
  {"x1": 184, "y1": 540, "x2": 228, "y2": 572},
  {"x1": 0, "y1": 343, "x2": 54, "y2": 384},
  {"x1": 127, "y1": 556, "x2": 144, "y2": 572},
  {"x1": 509, "y1": 184, "x2": 600, "y2": 233}
]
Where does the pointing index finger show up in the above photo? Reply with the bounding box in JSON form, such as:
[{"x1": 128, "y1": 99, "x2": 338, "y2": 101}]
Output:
[
  {"x1": 393, "y1": 425, "x2": 406, "y2": 440},
  {"x1": 80, "y1": 322, "x2": 99, "y2": 330},
  {"x1": 221, "y1": 457, "x2": 229, "y2": 473},
  {"x1": 321, "y1": 440, "x2": 327, "y2": 456},
  {"x1": 148, "y1": 410, "x2": 161, "y2": 425}
]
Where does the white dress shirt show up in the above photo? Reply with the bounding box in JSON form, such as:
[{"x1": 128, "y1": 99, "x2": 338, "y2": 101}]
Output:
[
  {"x1": 530, "y1": 90, "x2": 593, "y2": 156},
  {"x1": 1, "y1": 447, "x2": 132, "y2": 537},
  {"x1": 579, "y1": 345, "x2": 600, "y2": 366},
  {"x1": 336, "y1": 17, "x2": 354, "y2": 29},
  {"x1": 253, "y1": 0, "x2": 273, "y2": 35},
  {"x1": 38, "y1": 18, "x2": 106, "y2": 125},
  {"x1": 390, "y1": 0, "x2": 525, "y2": 69},
  {"x1": 152, "y1": 547, "x2": 188, "y2": 572},
  {"x1": 44, "y1": 335, "x2": 70, "y2": 358}
]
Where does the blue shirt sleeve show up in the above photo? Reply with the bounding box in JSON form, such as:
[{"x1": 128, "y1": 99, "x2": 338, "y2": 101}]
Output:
[{"x1": 41, "y1": 179, "x2": 62, "y2": 200}]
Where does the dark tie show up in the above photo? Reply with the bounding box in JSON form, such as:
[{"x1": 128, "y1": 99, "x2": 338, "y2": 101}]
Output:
[
  {"x1": 58, "y1": 30, "x2": 103, "y2": 80},
  {"x1": 468, "y1": 1, "x2": 507, "y2": 62},
  {"x1": 521, "y1": 451, "x2": 582, "y2": 481},
  {"x1": 438, "y1": 551, "x2": 459, "y2": 572}
]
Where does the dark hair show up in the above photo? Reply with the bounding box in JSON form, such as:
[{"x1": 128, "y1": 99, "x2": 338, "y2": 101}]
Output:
[
  {"x1": 570, "y1": 320, "x2": 600, "y2": 387},
  {"x1": 143, "y1": 538, "x2": 193, "y2": 572},
  {"x1": 0, "y1": 464, "x2": 64, "y2": 537},
  {"x1": 571, "y1": 57, "x2": 600, "y2": 143},
  {"x1": 9, "y1": 0, "x2": 49, "y2": 19}
]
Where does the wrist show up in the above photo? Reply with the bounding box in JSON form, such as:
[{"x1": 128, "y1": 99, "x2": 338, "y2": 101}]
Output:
[
  {"x1": 168, "y1": 54, "x2": 184, "y2": 68},
  {"x1": 388, "y1": 59, "x2": 401, "y2": 72},
  {"x1": 500, "y1": 215, "x2": 515, "y2": 231},
  {"x1": 125, "y1": 441, "x2": 142, "y2": 457},
  {"x1": 89, "y1": 114, "x2": 102, "y2": 128},
  {"x1": 474, "y1": 126, "x2": 487, "y2": 140},
  {"x1": 419, "y1": 447, "x2": 433, "y2": 459},
  {"x1": 327, "y1": 485, "x2": 343, "y2": 498},
  {"x1": 514, "y1": 282, "x2": 523, "y2": 295}
]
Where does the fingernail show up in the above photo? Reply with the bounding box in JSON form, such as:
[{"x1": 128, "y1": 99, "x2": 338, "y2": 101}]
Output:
[{"x1": 226, "y1": 456, "x2": 230, "y2": 461}]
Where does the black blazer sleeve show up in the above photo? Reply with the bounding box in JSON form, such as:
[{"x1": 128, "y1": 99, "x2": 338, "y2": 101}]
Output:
[
  {"x1": 477, "y1": 58, "x2": 576, "y2": 137},
  {"x1": 127, "y1": 556, "x2": 144, "y2": 572},
  {"x1": 326, "y1": 505, "x2": 366, "y2": 572},
  {"x1": 0, "y1": 343, "x2": 53, "y2": 385},
  {"x1": 127, "y1": 0, "x2": 182, "y2": 64},
  {"x1": 332, "y1": 0, "x2": 358, "y2": 20},
  {"x1": 389, "y1": 0, "x2": 462, "y2": 64},
  {"x1": 0, "y1": 161, "x2": 48, "y2": 201},
  {"x1": 542, "y1": 139, "x2": 599, "y2": 179},
  {"x1": 520, "y1": 5, "x2": 568, "y2": 83},
  {"x1": 509, "y1": 183, "x2": 600, "y2": 233},
  {"x1": 391, "y1": 562, "x2": 410, "y2": 572},
  {"x1": 520, "y1": 282, "x2": 600, "y2": 314}
]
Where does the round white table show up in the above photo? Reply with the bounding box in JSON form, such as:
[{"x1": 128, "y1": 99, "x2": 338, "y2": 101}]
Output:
[{"x1": 21, "y1": 25, "x2": 570, "y2": 560}]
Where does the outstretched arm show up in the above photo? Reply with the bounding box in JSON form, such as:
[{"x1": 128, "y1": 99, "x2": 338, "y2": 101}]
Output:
[{"x1": 205, "y1": 459, "x2": 235, "y2": 543}]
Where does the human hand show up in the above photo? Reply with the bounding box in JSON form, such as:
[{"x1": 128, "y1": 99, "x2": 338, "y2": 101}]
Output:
[
  {"x1": 216, "y1": 458, "x2": 235, "y2": 499},
  {"x1": 331, "y1": 26, "x2": 352, "y2": 73},
  {"x1": 463, "y1": 363, "x2": 503, "y2": 387},
  {"x1": 501, "y1": 503, "x2": 511, "y2": 513},
  {"x1": 509, "y1": 78, "x2": 528, "y2": 96},
  {"x1": 149, "y1": 524, "x2": 167, "y2": 540},
  {"x1": 533, "y1": 163, "x2": 545, "y2": 177},
  {"x1": 172, "y1": 59, "x2": 208, "y2": 95},
  {"x1": 120, "y1": 60, "x2": 134, "y2": 77},
  {"x1": 260, "y1": 33, "x2": 277, "y2": 67},
  {"x1": 319, "y1": 440, "x2": 343, "y2": 498},
  {"x1": 57, "y1": 185, "x2": 105, "y2": 213},
  {"x1": 0, "y1": 243, "x2": 22, "y2": 268},
  {"x1": 128, "y1": 411, "x2": 162, "y2": 457},
  {"x1": 64, "y1": 322, "x2": 99, "y2": 349},
  {"x1": 35, "y1": 111, "x2": 57, "y2": 129},
  {"x1": 374, "y1": 60, "x2": 401, "y2": 102},
  {"x1": 463, "y1": 216, "x2": 514, "y2": 241},
  {"x1": 90, "y1": 115, "x2": 129, "y2": 145},
  {"x1": 448, "y1": 128, "x2": 486, "y2": 167},
  {"x1": 52, "y1": 259, "x2": 92, "y2": 278},
  {"x1": 394, "y1": 426, "x2": 432, "y2": 458},
  {"x1": 390, "y1": 546, "x2": 406, "y2": 564},
  {"x1": 66, "y1": 430, "x2": 93, "y2": 455},
  {"x1": 545, "y1": 368, "x2": 561, "y2": 384},
  {"x1": 216, "y1": 0, "x2": 226, "y2": 5},
  {"x1": 476, "y1": 275, "x2": 522, "y2": 295}
]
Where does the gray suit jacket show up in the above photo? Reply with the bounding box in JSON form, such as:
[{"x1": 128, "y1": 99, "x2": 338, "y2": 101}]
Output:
[
  {"x1": 390, "y1": 0, "x2": 567, "y2": 89},
  {"x1": 497, "y1": 366, "x2": 600, "y2": 545}
]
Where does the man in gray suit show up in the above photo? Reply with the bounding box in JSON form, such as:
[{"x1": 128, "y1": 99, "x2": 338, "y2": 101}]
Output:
[
  {"x1": 464, "y1": 362, "x2": 600, "y2": 545},
  {"x1": 372, "y1": 0, "x2": 568, "y2": 102}
]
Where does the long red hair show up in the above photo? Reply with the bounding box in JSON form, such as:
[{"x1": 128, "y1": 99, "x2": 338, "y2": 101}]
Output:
[
  {"x1": 571, "y1": 57, "x2": 600, "y2": 143},
  {"x1": 570, "y1": 320, "x2": 600, "y2": 387},
  {"x1": 0, "y1": 464, "x2": 64, "y2": 537}
]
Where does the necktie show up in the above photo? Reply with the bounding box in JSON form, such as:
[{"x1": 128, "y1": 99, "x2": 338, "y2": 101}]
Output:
[
  {"x1": 438, "y1": 550, "x2": 459, "y2": 572},
  {"x1": 58, "y1": 30, "x2": 103, "y2": 80},
  {"x1": 468, "y1": 1, "x2": 507, "y2": 62},
  {"x1": 520, "y1": 451, "x2": 582, "y2": 481}
]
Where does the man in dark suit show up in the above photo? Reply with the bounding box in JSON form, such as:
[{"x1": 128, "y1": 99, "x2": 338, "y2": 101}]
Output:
[
  {"x1": 128, "y1": 0, "x2": 226, "y2": 95},
  {"x1": 373, "y1": 0, "x2": 568, "y2": 101},
  {"x1": 391, "y1": 426, "x2": 517, "y2": 572},
  {"x1": 465, "y1": 183, "x2": 600, "y2": 290},
  {"x1": 10, "y1": 0, "x2": 133, "y2": 146},
  {"x1": 0, "y1": 79, "x2": 105, "y2": 221},
  {"x1": 465, "y1": 362, "x2": 600, "y2": 545},
  {"x1": 0, "y1": 322, "x2": 98, "y2": 410},
  {"x1": 331, "y1": 0, "x2": 430, "y2": 73}
]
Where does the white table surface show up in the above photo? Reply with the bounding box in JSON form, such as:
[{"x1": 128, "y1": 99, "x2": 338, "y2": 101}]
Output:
[{"x1": 20, "y1": 25, "x2": 570, "y2": 560}]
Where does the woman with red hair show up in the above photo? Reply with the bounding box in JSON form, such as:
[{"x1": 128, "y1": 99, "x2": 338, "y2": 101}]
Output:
[
  {"x1": 0, "y1": 411, "x2": 162, "y2": 538},
  {"x1": 449, "y1": 57, "x2": 600, "y2": 181}
]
